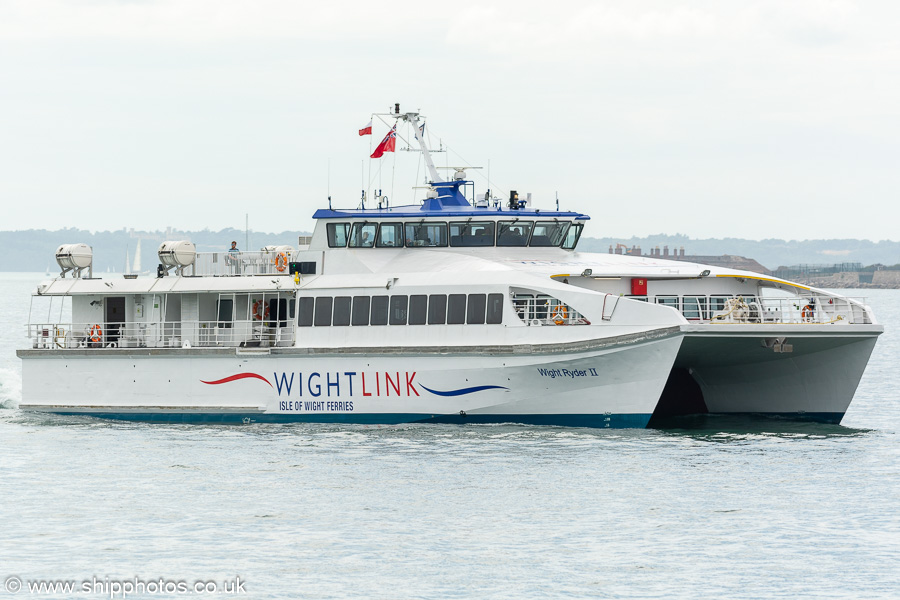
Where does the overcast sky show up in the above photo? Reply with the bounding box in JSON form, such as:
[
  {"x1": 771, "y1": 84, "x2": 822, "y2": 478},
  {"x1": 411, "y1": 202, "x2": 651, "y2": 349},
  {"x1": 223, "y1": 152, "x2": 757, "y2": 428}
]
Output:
[{"x1": 1, "y1": 0, "x2": 898, "y2": 240}]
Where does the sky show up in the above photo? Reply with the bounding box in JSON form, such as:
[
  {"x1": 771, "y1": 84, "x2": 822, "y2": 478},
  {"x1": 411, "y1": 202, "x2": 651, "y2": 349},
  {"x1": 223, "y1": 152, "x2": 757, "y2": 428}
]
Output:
[{"x1": 0, "y1": 0, "x2": 898, "y2": 240}]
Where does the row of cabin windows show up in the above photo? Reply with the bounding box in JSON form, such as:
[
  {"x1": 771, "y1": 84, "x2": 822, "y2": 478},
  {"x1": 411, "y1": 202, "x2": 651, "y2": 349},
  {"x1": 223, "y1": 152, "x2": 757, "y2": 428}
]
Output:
[
  {"x1": 298, "y1": 293, "x2": 504, "y2": 327},
  {"x1": 327, "y1": 221, "x2": 584, "y2": 250}
]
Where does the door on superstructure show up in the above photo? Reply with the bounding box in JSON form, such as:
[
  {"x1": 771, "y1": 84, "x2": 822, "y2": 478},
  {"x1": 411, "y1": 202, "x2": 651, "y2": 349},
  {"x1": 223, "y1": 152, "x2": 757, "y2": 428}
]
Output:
[{"x1": 105, "y1": 296, "x2": 126, "y2": 344}]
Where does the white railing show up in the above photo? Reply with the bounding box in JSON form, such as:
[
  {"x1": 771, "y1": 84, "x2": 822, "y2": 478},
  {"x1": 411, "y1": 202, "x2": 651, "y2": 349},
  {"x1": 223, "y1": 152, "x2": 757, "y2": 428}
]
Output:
[
  {"x1": 193, "y1": 251, "x2": 296, "y2": 277},
  {"x1": 27, "y1": 320, "x2": 296, "y2": 349},
  {"x1": 512, "y1": 295, "x2": 589, "y2": 326},
  {"x1": 706, "y1": 296, "x2": 871, "y2": 325}
]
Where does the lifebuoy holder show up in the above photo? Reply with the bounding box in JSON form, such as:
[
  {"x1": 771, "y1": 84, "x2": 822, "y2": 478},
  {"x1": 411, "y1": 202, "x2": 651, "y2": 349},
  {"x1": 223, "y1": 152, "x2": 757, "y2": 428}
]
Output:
[
  {"x1": 801, "y1": 304, "x2": 814, "y2": 322},
  {"x1": 552, "y1": 306, "x2": 568, "y2": 325},
  {"x1": 275, "y1": 252, "x2": 288, "y2": 272},
  {"x1": 89, "y1": 323, "x2": 102, "y2": 343},
  {"x1": 253, "y1": 300, "x2": 270, "y2": 321}
]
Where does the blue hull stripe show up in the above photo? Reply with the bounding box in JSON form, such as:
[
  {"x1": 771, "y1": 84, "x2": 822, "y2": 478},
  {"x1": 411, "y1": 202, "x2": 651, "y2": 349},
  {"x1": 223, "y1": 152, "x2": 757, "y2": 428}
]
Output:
[
  {"x1": 48, "y1": 411, "x2": 653, "y2": 429},
  {"x1": 419, "y1": 384, "x2": 509, "y2": 397}
]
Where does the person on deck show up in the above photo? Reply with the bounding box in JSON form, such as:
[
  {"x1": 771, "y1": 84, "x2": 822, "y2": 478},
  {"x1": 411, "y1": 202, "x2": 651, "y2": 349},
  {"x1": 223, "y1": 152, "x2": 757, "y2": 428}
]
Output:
[{"x1": 226, "y1": 241, "x2": 241, "y2": 273}]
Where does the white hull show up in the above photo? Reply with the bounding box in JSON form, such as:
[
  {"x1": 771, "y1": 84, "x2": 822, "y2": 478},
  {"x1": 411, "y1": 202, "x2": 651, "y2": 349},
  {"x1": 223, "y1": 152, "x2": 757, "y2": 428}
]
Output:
[{"x1": 20, "y1": 331, "x2": 683, "y2": 428}]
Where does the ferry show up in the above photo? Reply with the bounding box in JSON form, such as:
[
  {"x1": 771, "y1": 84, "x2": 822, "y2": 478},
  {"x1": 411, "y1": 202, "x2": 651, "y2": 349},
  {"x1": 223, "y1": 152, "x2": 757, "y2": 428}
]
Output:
[{"x1": 17, "y1": 107, "x2": 882, "y2": 426}]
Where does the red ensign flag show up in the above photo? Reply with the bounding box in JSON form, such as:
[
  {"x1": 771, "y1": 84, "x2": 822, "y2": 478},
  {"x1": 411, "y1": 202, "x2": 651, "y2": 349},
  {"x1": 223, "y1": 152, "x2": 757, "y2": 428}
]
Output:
[{"x1": 370, "y1": 125, "x2": 397, "y2": 158}]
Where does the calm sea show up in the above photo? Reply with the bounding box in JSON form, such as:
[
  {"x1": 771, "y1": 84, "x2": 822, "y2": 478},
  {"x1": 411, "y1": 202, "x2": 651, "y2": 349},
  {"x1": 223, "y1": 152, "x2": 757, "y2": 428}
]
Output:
[{"x1": 1, "y1": 273, "x2": 897, "y2": 599}]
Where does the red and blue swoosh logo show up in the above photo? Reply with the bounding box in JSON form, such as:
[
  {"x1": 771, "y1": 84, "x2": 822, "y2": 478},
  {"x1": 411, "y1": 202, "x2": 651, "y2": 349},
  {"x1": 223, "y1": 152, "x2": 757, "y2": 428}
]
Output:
[{"x1": 201, "y1": 373, "x2": 273, "y2": 388}]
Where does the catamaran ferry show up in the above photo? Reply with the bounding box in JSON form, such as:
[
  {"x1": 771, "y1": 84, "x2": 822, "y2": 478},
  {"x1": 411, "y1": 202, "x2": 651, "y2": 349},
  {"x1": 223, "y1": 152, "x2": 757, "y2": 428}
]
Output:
[{"x1": 17, "y1": 107, "x2": 882, "y2": 426}]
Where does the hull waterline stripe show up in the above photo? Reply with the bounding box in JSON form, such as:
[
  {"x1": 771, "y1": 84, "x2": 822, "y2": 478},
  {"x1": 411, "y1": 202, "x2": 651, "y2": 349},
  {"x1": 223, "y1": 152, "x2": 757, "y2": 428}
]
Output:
[{"x1": 200, "y1": 373, "x2": 273, "y2": 388}]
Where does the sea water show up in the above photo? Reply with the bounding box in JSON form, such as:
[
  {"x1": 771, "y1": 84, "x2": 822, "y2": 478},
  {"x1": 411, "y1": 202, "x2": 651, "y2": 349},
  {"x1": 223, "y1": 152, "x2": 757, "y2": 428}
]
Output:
[{"x1": 0, "y1": 273, "x2": 897, "y2": 599}]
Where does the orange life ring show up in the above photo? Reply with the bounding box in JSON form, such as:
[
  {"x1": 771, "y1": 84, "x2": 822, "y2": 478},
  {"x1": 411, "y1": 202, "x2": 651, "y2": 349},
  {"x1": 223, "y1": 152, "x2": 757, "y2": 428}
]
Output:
[
  {"x1": 89, "y1": 323, "x2": 102, "y2": 343},
  {"x1": 275, "y1": 252, "x2": 288, "y2": 272},
  {"x1": 801, "y1": 305, "x2": 814, "y2": 321},
  {"x1": 552, "y1": 306, "x2": 568, "y2": 325},
  {"x1": 253, "y1": 300, "x2": 270, "y2": 321}
]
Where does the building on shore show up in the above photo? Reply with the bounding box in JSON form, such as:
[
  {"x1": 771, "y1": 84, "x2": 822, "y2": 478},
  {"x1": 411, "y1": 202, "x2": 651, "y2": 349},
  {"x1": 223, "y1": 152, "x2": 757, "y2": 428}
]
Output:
[{"x1": 608, "y1": 244, "x2": 770, "y2": 275}]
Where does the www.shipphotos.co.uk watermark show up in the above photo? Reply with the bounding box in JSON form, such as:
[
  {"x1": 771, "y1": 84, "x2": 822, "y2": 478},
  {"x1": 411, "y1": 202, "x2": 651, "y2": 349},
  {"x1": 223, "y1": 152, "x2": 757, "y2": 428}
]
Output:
[{"x1": 3, "y1": 575, "x2": 246, "y2": 598}]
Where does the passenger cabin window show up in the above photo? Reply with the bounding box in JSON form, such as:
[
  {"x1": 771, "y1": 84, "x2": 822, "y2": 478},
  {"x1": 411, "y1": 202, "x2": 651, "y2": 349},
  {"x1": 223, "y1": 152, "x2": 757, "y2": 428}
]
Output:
[
  {"x1": 409, "y1": 295, "x2": 427, "y2": 325},
  {"x1": 487, "y1": 293, "x2": 504, "y2": 324},
  {"x1": 327, "y1": 223, "x2": 350, "y2": 248},
  {"x1": 332, "y1": 296, "x2": 351, "y2": 326},
  {"x1": 352, "y1": 296, "x2": 370, "y2": 326},
  {"x1": 405, "y1": 222, "x2": 448, "y2": 247},
  {"x1": 348, "y1": 223, "x2": 377, "y2": 248},
  {"x1": 530, "y1": 221, "x2": 571, "y2": 247},
  {"x1": 709, "y1": 296, "x2": 733, "y2": 312},
  {"x1": 298, "y1": 297, "x2": 314, "y2": 327},
  {"x1": 376, "y1": 223, "x2": 403, "y2": 248},
  {"x1": 450, "y1": 221, "x2": 495, "y2": 247},
  {"x1": 561, "y1": 223, "x2": 583, "y2": 250},
  {"x1": 428, "y1": 295, "x2": 447, "y2": 325},
  {"x1": 390, "y1": 296, "x2": 408, "y2": 325},
  {"x1": 683, "y1": 296, "x2": 708, "y2": 320},
  {"x1": 656, "y1": 296, "x2": 680, "y2": 310},
  {"x1": 370, "y1": 296, "x2": 389, "y2": 325},
  {"x1": 497, "y1": 221, "x2": 533, "y2": 246},
  {"x1": 467, "y1": 294, "x2": 486, "y2": 324},
  {"x1": 314, "y1": 297, "x2": 333, "y2": 326},
  {"x1": 447, "y1": 294, "x2": 466, "y2": 324}
]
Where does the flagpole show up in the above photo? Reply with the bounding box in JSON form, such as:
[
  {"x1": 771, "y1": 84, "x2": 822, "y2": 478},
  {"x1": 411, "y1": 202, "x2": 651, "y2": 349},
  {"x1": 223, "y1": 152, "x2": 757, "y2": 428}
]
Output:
[{"x1": 367, "y1": 113, "x2": 373, "y2": 207}]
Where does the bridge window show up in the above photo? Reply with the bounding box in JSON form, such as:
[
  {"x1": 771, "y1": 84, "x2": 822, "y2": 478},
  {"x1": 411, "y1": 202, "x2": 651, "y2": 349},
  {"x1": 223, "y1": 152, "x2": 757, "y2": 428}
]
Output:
[
  {"x1": 348, "y1": 223, "x2": 377, "y2": 248},
  {"x1": 561, "y1": 224, "x2": 583, "y2": 250},
  {"x1": 326, "y1": 223, "x2": 350, "y2": 248},
  {"x1": 497, "y1": 221, "x2": 533, "y2": 246},
  {"x1": 376, "y1": 223, "x2": 403, "y2": 248},
  {"x1": 450, "y1": 221, "x2": 495, "y2": 247},
  {"x1": 530, "y1": 221, "x2": 571, "y2": 247},
  {"x1": 405, "y1": 222, "x2": 448, "y2": 247}
]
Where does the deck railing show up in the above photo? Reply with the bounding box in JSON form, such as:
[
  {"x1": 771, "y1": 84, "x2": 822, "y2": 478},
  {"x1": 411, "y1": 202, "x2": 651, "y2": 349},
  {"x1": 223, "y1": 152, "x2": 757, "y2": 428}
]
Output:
[
  {"x1": 27, "y1": 320, "x2": 296, "y2": 349},
  {"x1": 703, "y1": 296, "x2": 871, "y2": 325},
  {"x1": 192, "y1": 251, "x2": 297, "y2": 277},
  {"x1": 512, "y1": 295, "x2": 589, "y2": 326}
]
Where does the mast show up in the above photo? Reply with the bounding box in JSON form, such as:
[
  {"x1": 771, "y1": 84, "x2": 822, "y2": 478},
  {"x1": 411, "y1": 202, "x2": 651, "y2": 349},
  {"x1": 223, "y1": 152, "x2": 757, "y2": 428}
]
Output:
[{"x1": 405, "y1": 112, "x2": 441, "y2": 184}]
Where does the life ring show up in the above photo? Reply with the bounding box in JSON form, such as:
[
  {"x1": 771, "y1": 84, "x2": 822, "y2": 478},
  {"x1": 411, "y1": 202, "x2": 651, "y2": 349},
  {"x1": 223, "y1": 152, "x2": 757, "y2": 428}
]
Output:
[
  {"x1": 253, "y1": 300, "x2": 270, "y2": 321},
  {"x1": 801, "y1": 305, "x2": 814, "y2": 321},
  {"x1": 552, "y1": 306, "x2": 568, "y2": 325},
  {"x1": 89, "y1": 323, "x2": 102, "y2": 343},
  {"x1": 275, "y1": 252, "x2": 288, "y2": 272}
]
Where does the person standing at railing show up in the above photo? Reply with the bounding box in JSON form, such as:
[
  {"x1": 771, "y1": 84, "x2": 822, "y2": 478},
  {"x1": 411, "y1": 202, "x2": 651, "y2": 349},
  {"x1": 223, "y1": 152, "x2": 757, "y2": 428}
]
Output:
[{"x1": 226, "y1": 240, "x2": 241, "y2": 274}]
